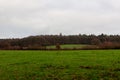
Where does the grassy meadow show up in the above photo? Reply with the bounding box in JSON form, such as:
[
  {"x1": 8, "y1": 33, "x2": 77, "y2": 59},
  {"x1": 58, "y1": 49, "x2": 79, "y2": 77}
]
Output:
[
  {"x1": 0, "y1": 50, "x2": 120, "y2": 80},
  {"x1": 47, "y1": 44, "x2": 91, "y2": 49}
]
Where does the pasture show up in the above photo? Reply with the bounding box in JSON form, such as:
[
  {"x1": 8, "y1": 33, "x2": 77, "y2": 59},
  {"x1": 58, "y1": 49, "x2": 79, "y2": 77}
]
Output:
[
  {"x1": 0, "y1": 50, "x2": 120, "y2": 80},
  {"x1": 47, "y1": 44, "x2": 91, "y2": 49}
]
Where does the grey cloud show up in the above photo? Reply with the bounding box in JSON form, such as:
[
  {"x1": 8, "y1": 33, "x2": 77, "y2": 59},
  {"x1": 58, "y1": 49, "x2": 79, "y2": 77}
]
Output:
[{"x1": 0, "y1": 0, "x2": 120, "y2": 38}]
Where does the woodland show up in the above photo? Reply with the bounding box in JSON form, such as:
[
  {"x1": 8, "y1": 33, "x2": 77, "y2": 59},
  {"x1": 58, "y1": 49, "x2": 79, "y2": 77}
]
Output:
[{"x1": 0, "y1": 34, "x2": 120, "y2": 50}]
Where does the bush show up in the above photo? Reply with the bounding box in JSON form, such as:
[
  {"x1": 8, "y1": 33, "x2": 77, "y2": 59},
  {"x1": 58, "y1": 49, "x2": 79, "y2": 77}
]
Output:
[{"x1": 99, "y1": 42, "x2": 120, "y2": 49}]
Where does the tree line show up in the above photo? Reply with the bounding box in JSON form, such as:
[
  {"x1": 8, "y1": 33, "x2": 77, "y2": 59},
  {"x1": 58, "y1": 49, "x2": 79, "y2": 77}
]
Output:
[{"x1": 0, "y1": 34, "x2": 120, "y2": 50}]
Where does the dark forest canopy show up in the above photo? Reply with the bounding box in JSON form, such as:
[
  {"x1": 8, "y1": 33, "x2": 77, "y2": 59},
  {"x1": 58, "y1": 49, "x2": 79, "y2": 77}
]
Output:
[{"x1": 0, "y1": 34, "x2": 120, "y2": 50}]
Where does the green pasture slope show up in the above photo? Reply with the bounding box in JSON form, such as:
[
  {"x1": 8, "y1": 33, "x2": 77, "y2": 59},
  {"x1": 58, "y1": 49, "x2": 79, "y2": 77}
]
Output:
[
  {"x1": 0, "y1": 50, "x2": 120, "y2": 80},
  {"x1": 47, "y1": 44, "x2": 90, "y2": 49}
]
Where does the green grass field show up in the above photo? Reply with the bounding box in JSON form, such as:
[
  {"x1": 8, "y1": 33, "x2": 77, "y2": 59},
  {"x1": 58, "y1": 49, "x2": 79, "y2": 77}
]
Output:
[
  {"x1": 0, "y1": 50, "x2": 120, "y2": 80},
  {"x1": 47, "y1": 44, "x2": 91, "y2": 49}
]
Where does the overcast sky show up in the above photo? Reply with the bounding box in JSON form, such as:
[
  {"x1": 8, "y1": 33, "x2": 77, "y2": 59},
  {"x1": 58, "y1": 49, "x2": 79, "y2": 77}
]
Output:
[{"x1": 0, "y1": 0, "x2": 120, "y2": 38}]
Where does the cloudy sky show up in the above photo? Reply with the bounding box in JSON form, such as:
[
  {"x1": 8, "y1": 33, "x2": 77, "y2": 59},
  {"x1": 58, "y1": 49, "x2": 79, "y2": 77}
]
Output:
[{"x1": 0, "y1": 0, "x2": 120, "y2": 38}]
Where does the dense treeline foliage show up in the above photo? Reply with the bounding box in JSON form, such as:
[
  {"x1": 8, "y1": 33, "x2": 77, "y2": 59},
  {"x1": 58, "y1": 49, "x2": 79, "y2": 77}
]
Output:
[{"x1": 0, "y1": 34, "x2": 120, "y2": 50}]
